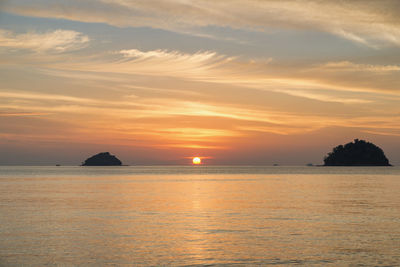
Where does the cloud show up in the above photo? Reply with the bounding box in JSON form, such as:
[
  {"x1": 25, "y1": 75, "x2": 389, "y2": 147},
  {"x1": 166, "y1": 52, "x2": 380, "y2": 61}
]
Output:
[
  {"x1": 363, "y1": 130, "x2": 400, "y2": 137},
  {"x1": 3, "y1": 47, "x2": 395, "y2": 116},
  {"x1": 0, "y1": 88, "x2": 338, "y2": 143},
  {"x1": 0, "y1": 112, "x2": 50, "y2": 117},
  {"x1": 5, "y1": 43, "x2": 400, "y2": 107},
  {"x1": 54, "y1": 48, "x2": 235, "y2": 79},
  {"x1": 3, "y1": 0, "x2": 400, "y2": 47},
  {"x1": 41, "y1": 47, "x2": 400, "y2": 102},
  {"x1": 2, "y1": 52, "x2": 400, "y2": 154},
  {"x1": 118, "y1": 49, "x2": 232, "y2": 74},
  {"x1": 0, "y1": 29, "x2": 89, "y2": 52},
  {"x1": 119, "y1": 49, "x2": 223, "y2": 64},
  {"x1": 320, "y1": 61, "x2": 400, "y2": 72}
]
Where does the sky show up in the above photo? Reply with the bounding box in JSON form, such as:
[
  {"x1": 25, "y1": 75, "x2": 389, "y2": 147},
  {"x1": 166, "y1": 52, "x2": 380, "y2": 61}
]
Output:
[{"x1": 1, "y1": 0, "x2": 400, "y2": 165}]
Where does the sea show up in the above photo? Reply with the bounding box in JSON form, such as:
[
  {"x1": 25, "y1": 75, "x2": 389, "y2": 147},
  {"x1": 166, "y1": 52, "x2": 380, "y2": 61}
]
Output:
[{"x1": 1, "y1": 166, "x2": 399, "y2": 266}]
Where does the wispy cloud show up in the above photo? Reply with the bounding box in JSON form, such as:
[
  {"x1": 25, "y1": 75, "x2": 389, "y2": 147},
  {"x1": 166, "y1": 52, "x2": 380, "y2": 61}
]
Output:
[
  {"x1": 4, "y1": 0, "x2": 400, "y2": 47},
  {"x1": 2, "y1": 46, "x2": 400, "y2": 154},
  {"x1": 117, "y1": 49, "x2": 234, "y2": 76},
  {"x1": 44, "y1": 47, "x2": 400, "y2": 101},
  {"x1": 320, "y1": 61, "x2": 400, "y2": 72},
  {"x1": 0, "y1": 112, "x2": 50, "y2": 117},
  {"x1": 120, "y1": 49, "x2": 220, "y2": 63},
  {"x1": 0, "y1": 29, "x2": 89, "y2": 52}
]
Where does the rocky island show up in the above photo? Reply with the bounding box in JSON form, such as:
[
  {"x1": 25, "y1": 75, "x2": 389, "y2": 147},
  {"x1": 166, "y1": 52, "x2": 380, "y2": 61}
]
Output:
[
  {"x1": 81, "y1": 152, "x2": 122, "y2": 166},
  {"x1": 324, "y1": 139, "x2": 391, "y2": 166}
]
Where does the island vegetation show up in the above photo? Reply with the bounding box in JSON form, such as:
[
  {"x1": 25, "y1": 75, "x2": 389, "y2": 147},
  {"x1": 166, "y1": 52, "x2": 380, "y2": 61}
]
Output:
[
  {"x1": 324, "y1": 139, "x2": 391, "y2": 166},
  {"x1": 81, "y1": 152, "x2": 122, "y2": 166}
]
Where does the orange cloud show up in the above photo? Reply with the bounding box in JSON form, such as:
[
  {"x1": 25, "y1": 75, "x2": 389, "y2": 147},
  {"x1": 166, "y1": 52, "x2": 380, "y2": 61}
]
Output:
[{"x1": 0, "y1": 29, "x2": 89, "y2": 52}]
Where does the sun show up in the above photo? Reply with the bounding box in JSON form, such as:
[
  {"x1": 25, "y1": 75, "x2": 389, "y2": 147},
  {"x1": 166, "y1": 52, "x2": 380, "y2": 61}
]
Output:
[{"x1": 192, "y1": 157, "x2": 201, "y2": 165}]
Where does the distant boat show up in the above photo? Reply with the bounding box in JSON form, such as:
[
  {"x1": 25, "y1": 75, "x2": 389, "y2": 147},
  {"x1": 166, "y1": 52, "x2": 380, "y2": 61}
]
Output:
[{"x1": 56, "y1": 164, "x2": 61, "y2": 167}]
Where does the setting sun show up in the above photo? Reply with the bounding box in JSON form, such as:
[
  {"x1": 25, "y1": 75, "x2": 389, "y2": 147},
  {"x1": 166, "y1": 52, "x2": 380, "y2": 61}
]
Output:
[{"x1": 192, "y1": 157, "x2": 201, "y2": 165}]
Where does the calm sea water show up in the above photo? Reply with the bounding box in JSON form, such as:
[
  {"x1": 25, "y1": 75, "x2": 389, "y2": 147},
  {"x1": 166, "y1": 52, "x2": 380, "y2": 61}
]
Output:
[{"x1": 1, "y1": 166, "x2": 400, "y2": 266}]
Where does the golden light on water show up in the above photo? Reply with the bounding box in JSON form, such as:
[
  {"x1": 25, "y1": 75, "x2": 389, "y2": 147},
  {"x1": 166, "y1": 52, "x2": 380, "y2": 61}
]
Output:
[
  {"x1": 1, "y1": 1, "x2": 399, "y2": 166},
  {"x1": 192, "y1": 157, "x2": 201, "y2": 165}
]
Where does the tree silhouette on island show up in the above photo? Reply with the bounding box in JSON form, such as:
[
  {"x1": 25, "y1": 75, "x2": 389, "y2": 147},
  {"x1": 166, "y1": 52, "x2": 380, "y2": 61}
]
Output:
[
  {"x1": 80, "y1": 141, "x2": 391, "y2": 167},
  {"x1": 81, "y1": 152, "x2": 122, "y2": 166},
  {"x1": 324, "y1": 139, "x2": 391, "y2": 166}
]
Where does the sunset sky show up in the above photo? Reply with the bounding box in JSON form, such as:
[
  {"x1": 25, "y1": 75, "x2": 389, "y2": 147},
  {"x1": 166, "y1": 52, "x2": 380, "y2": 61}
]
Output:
[{"x1": 1, "y1": 0, "x2": 400, "y2": 165}]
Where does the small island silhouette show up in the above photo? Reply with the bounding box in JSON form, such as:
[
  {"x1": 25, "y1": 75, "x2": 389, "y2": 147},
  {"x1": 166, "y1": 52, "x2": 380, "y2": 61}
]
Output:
[
  {"x1": 81, "y1": 152, "x2": 122, "y2": 166},
  {"x1": 324, "y1": 139, "x2": 391, "y2": 166}
]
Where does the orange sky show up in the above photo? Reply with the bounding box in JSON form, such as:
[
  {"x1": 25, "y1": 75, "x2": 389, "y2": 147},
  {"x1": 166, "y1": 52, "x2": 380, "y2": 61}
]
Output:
[{"x1": 1, "y1": 1, "x2": 400, "y2": 165}]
